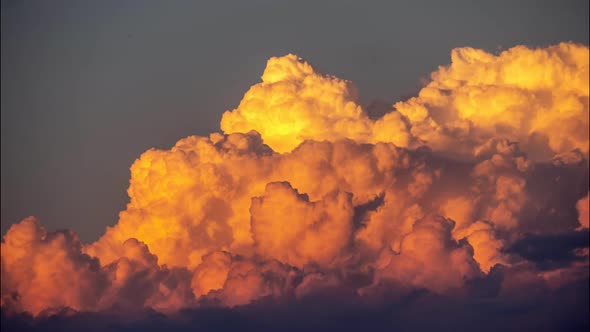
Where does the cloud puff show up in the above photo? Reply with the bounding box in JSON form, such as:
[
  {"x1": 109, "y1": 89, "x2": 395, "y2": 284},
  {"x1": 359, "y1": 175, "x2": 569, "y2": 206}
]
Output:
[
  {"x1": 1, "y1": 217, "x2": 107, "y2": 315},
  {"x1": 394, "y1": 43, "x2": 589, "y2": 159},
  {"x1": 251, "y1": 182, "x2": 354, "y2": 268},
  {"x1": 221, "y1": 54, "x2": 410, "y2": 153},
  {"x1": 1, "y1": 218, "x2": 196, "y2": 316},
  {"x1": 370, "y1": 215, "x2": 481, "y2": 294}
]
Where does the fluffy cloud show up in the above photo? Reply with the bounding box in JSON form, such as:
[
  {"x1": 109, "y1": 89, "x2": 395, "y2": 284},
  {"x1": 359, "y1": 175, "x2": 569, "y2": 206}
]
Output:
[
  {"x1": 250, "y1": 182, "x2": 354, "y2": 268},
  {"x1": 394, "y1": 43, "x2": 589, "y2": 159},
  {"x1": 222, "y1": 44, "x2": 589, "y2": 161},
  {"x1": 370, "y1": 215, "x2": 481, "y2": 293},
  {"x1": 1, "y1": 217, "x2": 107, "y2": 315},
  {"x1": 0, "y1": 218, "x2": 195, "y2": 316},
  {"x1": 220, "y1": 54, "x2": 410, "y2": 153},
  {"x1": 2, "y1": 43, "x2": 588, "y2": 318}
]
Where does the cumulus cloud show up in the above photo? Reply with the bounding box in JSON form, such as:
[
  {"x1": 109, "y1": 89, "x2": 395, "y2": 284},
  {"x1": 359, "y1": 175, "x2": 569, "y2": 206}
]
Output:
[
  {"x1": 369, "y1": 215, "x2": 481, "y2": 293},
  {"x1": 250, "y1": 182, "x2": 354, "y2": 268},
  {"x1": 1, "y1": 43, "x2": 588, "y2": 321},
  {"x1": 222, "y1": 44, "x2": 589, "y2": 161},
  {"x1": 220, "y1": 54, "x2": 410, "y2": 153},
  {"x1": 0, "y1": 218, "x2": 196, "y2": 316},
  {"x1": 1, "y1": 217, "x2": 108, "y2": 316},
  {"x1": 396, "y1": 43, "x2": 589, "y2": 160}
]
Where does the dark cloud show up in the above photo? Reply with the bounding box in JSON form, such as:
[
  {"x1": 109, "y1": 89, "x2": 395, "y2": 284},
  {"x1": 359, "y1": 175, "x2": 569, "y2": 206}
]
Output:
[
  {"x1": 506, "y1": 230, "x2": 590, "y2": 270},
  {"x1": 3, "y1": 271, "x2": 588, "y2": 332}
]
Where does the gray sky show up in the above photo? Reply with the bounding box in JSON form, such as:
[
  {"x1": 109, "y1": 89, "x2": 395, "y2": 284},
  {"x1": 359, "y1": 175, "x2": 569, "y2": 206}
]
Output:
[{"x1": 2, "y1": 0, "x2": 589, "y2": 242}]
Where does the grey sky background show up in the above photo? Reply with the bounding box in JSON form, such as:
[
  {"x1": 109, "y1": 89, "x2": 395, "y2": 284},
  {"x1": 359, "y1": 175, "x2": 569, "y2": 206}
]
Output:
[{"x1": 2, "y1": 0, "x2": 589, "y2": 242}]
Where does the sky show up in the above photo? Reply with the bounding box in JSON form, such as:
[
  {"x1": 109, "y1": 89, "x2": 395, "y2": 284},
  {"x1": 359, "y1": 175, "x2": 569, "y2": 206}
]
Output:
[
  {"x1": 2, "y1": 0, "x2": 589, "y2": 241},
  {"x1": 1, "y1": 1, "x2": 589, "y2": 331}
]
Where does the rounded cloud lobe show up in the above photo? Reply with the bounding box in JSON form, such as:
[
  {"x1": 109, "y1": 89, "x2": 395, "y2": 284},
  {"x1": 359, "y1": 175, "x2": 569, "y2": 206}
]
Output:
[{"x1": 2, "y1": 43, "x2": 589, "y2": 321}]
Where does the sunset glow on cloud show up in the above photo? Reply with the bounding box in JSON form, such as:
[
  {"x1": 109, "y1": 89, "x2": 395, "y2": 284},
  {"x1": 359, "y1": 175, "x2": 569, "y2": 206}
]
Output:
[{"x1": 1, "y1": 43, "x2": 589, "y2": 323}]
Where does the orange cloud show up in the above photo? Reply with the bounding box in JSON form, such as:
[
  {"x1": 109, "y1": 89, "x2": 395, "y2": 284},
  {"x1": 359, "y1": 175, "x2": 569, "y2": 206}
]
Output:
[
  {"x1": 1, "y1": 217, "x2": 107, "y2": 315},
  {"x1": 2, "y1": 43, "x2": 588, "y2": 317},
  {"x1": 251, "y1": 182, "x2": 354, "y2": 268},
  {"x1": 222, "y1": 44, "x2": 589, "y2": 161},
  {"x1": 221, "y1": 54, "x2": 410, "y2": 153},
  {"x1": 577, "y1": 192, "x2": 589, "y2": 230},
  {"x1": 395, "y1": 43, "x2": 589, "y2": 159},
  {"x1": 369, "y1": 215, "x2": 481, "y2": 294}
]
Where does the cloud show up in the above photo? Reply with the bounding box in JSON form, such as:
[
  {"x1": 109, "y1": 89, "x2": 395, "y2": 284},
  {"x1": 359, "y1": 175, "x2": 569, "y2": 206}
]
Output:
[
  {"x1": 1, "y1": 43, "x2": 588, "y2": 327},
  {"x1": 395, "y1": 43, "x2": 589, "y2": 160},
  {"x1": 250, "y1": 182, "x2": 354, "y2": 268},
  {"x1": 222, "y1": 44, "x2": 589, "y2": 161},
  {"x1": 1, "y1": 217, "x2": 107, "y2": 316},
  {"x1": 577, "y1": 193, "x2": 589, "y2": 229},
  {"x1": 507, "y1": 230, "x2": 589, "y2": 270},
  {"x1": 220, "y1": 54, "x2": 410, "y2": 153},
  {"x1": 368, "y1": 215, "x2": 481, "y2": 294}
]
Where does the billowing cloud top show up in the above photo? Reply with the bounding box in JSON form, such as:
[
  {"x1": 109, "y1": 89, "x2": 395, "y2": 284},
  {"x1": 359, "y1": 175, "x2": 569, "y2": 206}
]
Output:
[
  {"x1": 222, "y1": 43, "x2": 589, "y2": 160},
  {"x1": 2, "y1": 43, "x2": 589, "y2": 323}
]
